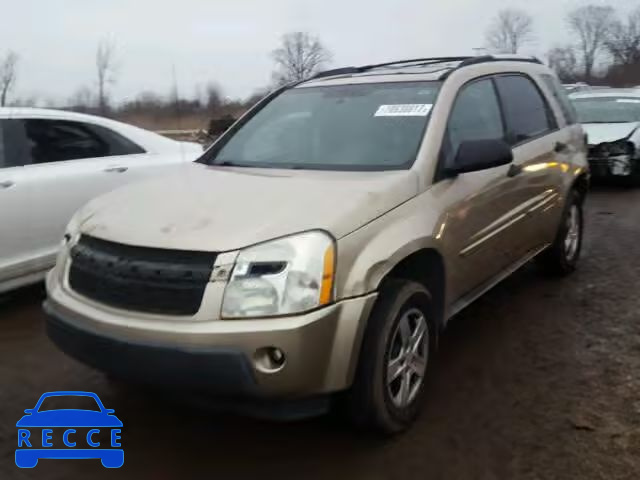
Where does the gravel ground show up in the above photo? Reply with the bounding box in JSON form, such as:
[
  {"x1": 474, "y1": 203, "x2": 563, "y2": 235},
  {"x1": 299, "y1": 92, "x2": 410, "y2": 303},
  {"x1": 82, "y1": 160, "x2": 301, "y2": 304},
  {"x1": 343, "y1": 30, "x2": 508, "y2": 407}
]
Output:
[{"x1": 0, "y1": 187, "x2": 638, "y2": 479}]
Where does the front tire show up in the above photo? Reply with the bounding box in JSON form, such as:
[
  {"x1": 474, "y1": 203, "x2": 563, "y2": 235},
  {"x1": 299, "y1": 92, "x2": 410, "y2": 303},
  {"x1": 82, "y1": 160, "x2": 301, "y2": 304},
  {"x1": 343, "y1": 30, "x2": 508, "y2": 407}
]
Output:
[
  {"x1": 624, "y1": 168, "x2": 640, "y2": 187},
  {"x1": 538, "y1": 190, "x2": 583, "y2": 275},
  {"x1": 347, "y1": 280, "x2": 436, "y2": 434}
]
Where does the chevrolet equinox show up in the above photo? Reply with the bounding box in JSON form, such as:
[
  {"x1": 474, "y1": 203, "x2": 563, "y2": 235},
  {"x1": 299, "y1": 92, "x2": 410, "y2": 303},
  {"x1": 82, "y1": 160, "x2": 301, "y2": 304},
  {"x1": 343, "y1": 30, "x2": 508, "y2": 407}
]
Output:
[{"x1": 45, "y1": 55, "x2": 589, "y2": 433}]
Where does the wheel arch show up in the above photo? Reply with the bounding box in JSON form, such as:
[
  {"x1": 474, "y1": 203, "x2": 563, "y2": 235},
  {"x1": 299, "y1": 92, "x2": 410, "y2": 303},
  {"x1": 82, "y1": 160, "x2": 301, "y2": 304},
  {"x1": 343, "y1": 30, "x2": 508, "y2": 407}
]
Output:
[
  {"x1": 377, "y1": 247, "x2": 447, "y2": 332},
  {"x1": 571, "y1": 172, "x2": 589, "y2": 204}
]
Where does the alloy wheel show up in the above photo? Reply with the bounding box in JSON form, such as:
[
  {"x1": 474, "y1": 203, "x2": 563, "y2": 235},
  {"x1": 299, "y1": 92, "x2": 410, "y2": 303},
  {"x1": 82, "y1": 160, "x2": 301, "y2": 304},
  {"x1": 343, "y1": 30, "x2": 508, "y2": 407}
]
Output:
[
  {"x1": 386, "y1": 308, "x2": 429, "y2": 409},
  {"x1": 564, "y1": 204, "x2": 581, "y2": 261}
]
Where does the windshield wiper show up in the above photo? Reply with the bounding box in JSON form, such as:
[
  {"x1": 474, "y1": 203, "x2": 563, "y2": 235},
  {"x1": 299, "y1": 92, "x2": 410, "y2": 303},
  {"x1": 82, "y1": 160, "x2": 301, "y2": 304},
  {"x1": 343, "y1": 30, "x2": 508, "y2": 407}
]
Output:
[
  {"x1": 213, "y1": 160, "x2": 253, "y2": 167},
  {"x1": 584, "y1": 120, "x2": 634, "y2": 124},
  {"x1": 216, "y1": 159, "x2": 309, "y2": 170}
]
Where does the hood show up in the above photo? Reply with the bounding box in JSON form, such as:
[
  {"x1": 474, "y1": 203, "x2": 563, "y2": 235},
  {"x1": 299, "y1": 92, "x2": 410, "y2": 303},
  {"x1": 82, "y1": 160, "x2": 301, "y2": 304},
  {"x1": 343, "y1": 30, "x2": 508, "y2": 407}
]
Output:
[
  {"x1": 178, "y1": 141, "x2": 204, "y2": 153},
  {"x1": 16, "y1": 410, "x2": 123, "y2": 428},
  {"x1": 79, "y1": 163, "x2": 418, "y2": 252},
  {"x1": 582, "y1": 122, "x2": 640, "y2": 145}
]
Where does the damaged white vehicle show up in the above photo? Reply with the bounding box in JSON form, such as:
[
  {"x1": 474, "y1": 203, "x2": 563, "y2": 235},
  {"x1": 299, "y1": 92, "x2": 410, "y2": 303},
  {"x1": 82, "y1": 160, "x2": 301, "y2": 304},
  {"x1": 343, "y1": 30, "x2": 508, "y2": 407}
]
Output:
[{"x1": 572, "y1": 89, "x2": 640, "y2": 185}]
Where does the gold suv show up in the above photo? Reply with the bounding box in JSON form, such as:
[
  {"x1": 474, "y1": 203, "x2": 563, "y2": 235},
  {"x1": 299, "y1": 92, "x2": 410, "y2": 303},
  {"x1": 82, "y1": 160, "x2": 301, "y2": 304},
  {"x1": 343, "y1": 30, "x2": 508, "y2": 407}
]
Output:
[{"x1": 45, "y1": 56, "x2": 589, "y2": 433}]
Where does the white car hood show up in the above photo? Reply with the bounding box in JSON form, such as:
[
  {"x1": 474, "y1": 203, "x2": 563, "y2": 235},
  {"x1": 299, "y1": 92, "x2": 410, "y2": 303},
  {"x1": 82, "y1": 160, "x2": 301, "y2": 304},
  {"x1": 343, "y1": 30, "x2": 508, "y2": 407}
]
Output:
[
  {"x1": 583, "y1": 122, "x2": 640, "y2": 145},
  {"x1": 78, "y1": 163, "x2": 418, "y2": 252}
]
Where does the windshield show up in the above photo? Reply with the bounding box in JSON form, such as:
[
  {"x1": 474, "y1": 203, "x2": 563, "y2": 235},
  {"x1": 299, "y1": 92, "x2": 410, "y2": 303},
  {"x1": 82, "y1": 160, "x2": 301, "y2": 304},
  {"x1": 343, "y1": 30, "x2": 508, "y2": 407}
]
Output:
[
  {"x1": 37, "y1": 395, "x2": 102, "y2": 412},
  {"x1": 203, "y1": 82, "x2": 441, "y2": 171},
  {"x1": 573, "y1": 97, "x2": 640, "y2": 124}
]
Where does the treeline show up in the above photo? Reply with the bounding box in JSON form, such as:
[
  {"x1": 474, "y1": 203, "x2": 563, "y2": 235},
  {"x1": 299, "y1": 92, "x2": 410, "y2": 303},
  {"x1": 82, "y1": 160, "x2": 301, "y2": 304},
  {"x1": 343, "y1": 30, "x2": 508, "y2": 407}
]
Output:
[
  {"x1": 68, "y1": 84, "x2": 267, "y2": 131},
  {"x1": 486, "y1": 4, "x2": 640, "y2": 85},
  {"x1": 0, "y1": 32, "x2": 330, "y2": 130}
]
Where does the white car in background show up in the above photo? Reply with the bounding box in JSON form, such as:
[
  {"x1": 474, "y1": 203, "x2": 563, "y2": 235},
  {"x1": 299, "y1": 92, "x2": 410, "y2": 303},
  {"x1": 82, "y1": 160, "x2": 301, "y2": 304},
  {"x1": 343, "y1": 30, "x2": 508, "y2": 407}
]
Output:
[
  {"x1": 0, "y1": 108, "x2": 203, "y2": 293},
  {"x1": 571, "y1": 89, "x2": 640, "y2": 185}
]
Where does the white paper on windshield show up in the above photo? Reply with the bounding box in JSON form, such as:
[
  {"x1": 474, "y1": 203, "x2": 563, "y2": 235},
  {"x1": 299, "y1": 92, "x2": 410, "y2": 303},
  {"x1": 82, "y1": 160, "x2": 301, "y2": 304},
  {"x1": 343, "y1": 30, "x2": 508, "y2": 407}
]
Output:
[
  {"x1": 375, "y1": 104, "x2": 433, "y2": 117},
  {"x1": 616, "y1": 99, "x2": 640, "y2": 103}
]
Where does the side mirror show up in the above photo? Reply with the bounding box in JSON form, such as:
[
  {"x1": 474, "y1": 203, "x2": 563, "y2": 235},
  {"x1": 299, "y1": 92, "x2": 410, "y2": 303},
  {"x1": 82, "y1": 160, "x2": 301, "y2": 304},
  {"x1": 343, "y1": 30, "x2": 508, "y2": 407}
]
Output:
[
  {"x1": 24, "y1": 409, "x2": 34, "y2": 414},
  {"x1": 105, "y1": 409, "x2": 115, "y2": 414},
  {"x1": 446, "y1": 139, "x2": 513, "y2": 176}
]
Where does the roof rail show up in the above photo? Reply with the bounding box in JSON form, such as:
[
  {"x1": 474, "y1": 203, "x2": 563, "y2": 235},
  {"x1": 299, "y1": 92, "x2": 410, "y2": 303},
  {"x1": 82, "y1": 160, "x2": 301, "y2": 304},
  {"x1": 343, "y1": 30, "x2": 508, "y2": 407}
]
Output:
[
  {"x1": 310, "y1": 57, "x2": 473, "y2": 81},
  {"x1": 437, "y1": 55, "x2": 543, "y2": 80},
  {"x1": 312, "y1": 67, "x2": 367, "y2": 79},
  {"x1": 308, "y1": 55, "x2": 543, "y2": 83},
  {"x1": 360, "y1": 56, "x2": 473, "y2": 70},
  {"x1": 458, "y1": 55, "x2": 542, "y2": 67}
]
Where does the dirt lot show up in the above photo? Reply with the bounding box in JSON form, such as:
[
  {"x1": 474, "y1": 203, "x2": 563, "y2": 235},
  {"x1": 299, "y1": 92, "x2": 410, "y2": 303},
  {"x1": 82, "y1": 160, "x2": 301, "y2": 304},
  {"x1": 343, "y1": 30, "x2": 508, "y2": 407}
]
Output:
[{"x1": 1, "y1": 188, "x2": 639, "y2": 479}]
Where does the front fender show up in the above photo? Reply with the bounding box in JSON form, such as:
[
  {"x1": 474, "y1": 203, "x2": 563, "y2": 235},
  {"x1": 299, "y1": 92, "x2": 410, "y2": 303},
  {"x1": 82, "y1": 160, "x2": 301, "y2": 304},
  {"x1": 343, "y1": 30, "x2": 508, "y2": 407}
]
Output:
[{"x1": 336, "y1": 198, "x2": 444, "y2": 299}]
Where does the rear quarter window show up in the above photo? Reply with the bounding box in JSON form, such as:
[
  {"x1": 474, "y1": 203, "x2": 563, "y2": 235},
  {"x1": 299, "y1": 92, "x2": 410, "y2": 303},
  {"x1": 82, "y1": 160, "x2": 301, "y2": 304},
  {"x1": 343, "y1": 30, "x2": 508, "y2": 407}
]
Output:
[
  {"x1": 86, "y1": 124, "x2": 146, "y2": 156},
  {"x1": 540, "y1": 74, "x2": 578, "y2": 125},
  {"x1": 0, "y1": 121, "x2": 5, "y2": 167}
]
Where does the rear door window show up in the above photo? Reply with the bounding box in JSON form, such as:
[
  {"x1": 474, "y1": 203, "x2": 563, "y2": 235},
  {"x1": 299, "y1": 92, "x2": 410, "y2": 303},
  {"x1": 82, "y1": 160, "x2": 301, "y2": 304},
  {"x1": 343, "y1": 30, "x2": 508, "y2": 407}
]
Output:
[
  {"x1": 23, "y1": 119, "x2": 109, "y2": 164},
  {"x1": 495, "y1": 75, "x2": 556, "y2": 145},
  {"x1": 19, "y1": 119, "x2": 145, "y2": 165}
]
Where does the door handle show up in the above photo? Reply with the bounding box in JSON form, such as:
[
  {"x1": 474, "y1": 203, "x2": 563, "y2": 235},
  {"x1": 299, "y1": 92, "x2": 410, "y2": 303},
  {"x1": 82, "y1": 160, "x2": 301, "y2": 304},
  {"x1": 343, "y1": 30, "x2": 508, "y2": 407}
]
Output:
[
  {"x1": 507, "y1": 164, "x2": 522, "y2": 177},
  {"x1": 104, "y1": 166, "x2": 128, "y2": 173},
  {"x1": 0, "y1": 180, "x2": 14, "y2": 189},
  {"x1": 554, "y1": 142, "x2": 568, "y2": 153}
]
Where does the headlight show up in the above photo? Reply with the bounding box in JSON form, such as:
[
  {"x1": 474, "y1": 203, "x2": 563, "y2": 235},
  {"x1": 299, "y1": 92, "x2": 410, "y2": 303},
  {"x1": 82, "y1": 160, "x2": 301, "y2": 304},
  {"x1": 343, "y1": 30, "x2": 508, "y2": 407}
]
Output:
[
  {"x1": 221, "y1": 231, "x2": 335, "y2": 319},
  {"x1": 604, "y1": 140, "x2": 634, "y2": 157}
]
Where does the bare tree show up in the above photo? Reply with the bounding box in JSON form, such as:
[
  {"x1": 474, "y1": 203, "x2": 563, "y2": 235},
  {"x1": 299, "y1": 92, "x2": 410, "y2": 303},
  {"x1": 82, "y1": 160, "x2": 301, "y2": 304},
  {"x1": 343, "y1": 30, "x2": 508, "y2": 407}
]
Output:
[
  {"x1": 485, "y1": 9, "x2": 534, "y2": 54},
  {"x1": 0, "y1": 51, "x2": 19, "y2": 106},
  {"x1": 547, "y1": 46, "x2": 579, "y2": 81},
  {"x1": 96, "y1": 39, "x2": 118, "y2": 114},
  {"x1": 567, "y1": 5, "x2": 615, "y2": 81},
  {"x1": 605, "y1": 7, "x2": 640, "y2": 66},
  {"x1": 271, "y1": 32, "x2": 331, "y2": 85},
  {"x1": 202, "y1": 82, "x2": 224, "y2": 111}
]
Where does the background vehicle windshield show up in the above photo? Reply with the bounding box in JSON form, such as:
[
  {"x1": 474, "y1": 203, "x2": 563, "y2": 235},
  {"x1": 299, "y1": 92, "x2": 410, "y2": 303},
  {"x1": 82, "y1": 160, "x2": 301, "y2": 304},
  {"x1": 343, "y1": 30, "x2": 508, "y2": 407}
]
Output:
[
  {"x1": 206, "y1": 82, "x2": 441, "y2": 170},
  {"x1": 573, "y1": 97, "x2": 640, "y2": 123}
]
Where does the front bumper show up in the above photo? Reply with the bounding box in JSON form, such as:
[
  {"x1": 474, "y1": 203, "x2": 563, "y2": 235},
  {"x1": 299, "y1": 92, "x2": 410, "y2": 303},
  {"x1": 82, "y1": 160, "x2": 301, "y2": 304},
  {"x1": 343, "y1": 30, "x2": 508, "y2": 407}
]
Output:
[{"x1": 45, "y1": 270, "x2": 377, "y2": 398}]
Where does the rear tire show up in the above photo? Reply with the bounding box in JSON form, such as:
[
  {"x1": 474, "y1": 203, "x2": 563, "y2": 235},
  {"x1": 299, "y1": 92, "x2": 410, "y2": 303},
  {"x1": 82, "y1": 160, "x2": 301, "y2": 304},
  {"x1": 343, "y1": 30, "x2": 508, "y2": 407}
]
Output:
[
  {"x1": 346, "y1": 280, "x2": 436, "y2": 435},
  {"x1": 537, "y1": 190, "x2": 583, "y2": 276}
]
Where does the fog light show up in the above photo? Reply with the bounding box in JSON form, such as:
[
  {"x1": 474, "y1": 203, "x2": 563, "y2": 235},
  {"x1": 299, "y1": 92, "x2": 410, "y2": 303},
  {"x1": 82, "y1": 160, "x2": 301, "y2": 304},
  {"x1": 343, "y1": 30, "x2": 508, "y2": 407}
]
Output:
[{"x1": 253, "y1": 347, "x2": 286, "y2": 373}]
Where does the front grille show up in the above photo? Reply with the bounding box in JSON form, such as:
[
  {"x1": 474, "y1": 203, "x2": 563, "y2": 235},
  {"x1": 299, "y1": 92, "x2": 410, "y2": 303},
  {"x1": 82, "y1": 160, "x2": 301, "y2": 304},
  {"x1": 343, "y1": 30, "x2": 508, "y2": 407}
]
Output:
[
  {"x1": 69, "y1": 235, "x2": 217, "y2": 316},
  {"x1": 588, "y1": 145, "x2": 602, "y2": 157},
  {"x1": 588, "y1": 156, "x2": 611, "y2": 176}
]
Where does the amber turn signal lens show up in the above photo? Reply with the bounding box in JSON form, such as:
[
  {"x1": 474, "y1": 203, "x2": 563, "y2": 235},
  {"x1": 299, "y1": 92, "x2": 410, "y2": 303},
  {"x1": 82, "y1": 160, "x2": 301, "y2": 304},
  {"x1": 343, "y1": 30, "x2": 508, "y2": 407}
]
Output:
[{"x1": 319, "y1": 245, "x2": 335, "y2": 305}]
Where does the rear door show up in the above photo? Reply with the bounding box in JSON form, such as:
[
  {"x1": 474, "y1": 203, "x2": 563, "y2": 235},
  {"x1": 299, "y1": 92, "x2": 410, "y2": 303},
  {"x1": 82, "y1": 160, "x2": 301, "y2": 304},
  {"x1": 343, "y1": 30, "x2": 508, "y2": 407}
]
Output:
[
  {"x1": 0, "y1": 119, "x2": 33, "y2": 282},
  {"x1": 493, "y1": 74, "x2": 564, "y2": 252},
  {"x1": 9, "y1": 118, "x2": 151, "y2": 263},
  {"x1": 537, "y1": 73, "x2": 584, "y2": 236}
]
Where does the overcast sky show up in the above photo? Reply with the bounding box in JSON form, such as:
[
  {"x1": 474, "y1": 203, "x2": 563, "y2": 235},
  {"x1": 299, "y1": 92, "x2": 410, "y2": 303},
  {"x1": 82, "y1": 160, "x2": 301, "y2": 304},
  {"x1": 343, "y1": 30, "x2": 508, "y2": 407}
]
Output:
[{"x1": 0, "y1": 0, "x2": 634, "y2": 105}]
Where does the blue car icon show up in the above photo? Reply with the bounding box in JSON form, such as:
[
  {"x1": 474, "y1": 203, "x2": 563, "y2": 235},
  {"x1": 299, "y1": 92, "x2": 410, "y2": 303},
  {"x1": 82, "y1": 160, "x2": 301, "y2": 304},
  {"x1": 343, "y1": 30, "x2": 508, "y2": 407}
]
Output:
[{"x1": 16, "y1": 391, "x2": 123, "y2": 468}]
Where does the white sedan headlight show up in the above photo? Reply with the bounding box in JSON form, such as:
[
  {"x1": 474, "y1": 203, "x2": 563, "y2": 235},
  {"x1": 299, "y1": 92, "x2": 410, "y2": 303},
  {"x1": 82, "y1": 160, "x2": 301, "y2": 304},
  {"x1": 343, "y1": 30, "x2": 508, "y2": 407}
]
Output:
[{"x1": 221, "y1": 231, "x2": 335, "y2": 318}]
